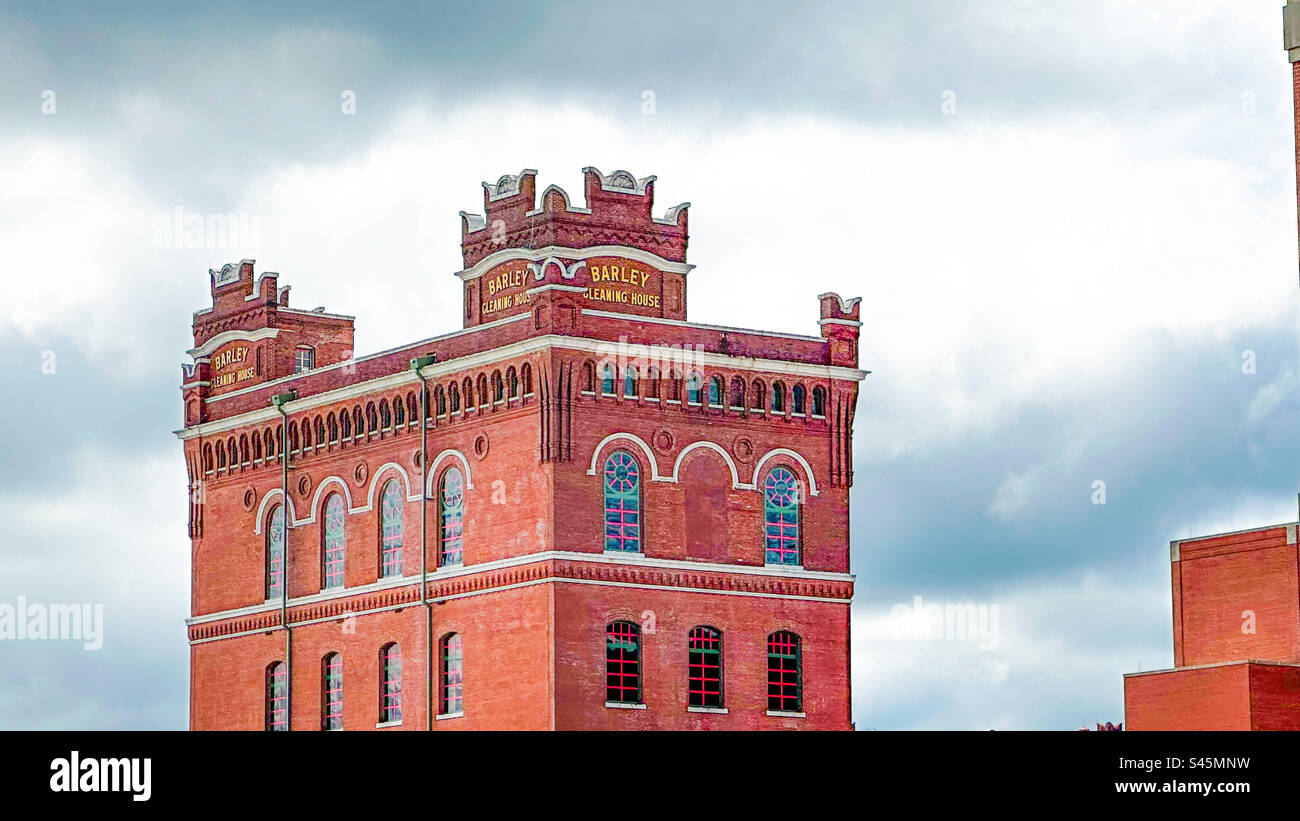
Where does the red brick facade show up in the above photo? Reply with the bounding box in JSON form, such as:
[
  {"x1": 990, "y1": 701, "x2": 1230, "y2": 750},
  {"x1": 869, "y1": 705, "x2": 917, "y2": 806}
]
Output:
[
  {"x1": 179, "y1": 167, "x2": 865, "y2": 730},
  {"x1": 1123, "y1": 523, "x2": 1300, "y2": 730}
]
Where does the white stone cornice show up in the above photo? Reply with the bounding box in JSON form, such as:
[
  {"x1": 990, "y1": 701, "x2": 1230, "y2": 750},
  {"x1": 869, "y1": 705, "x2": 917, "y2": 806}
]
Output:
[{"x1": 457, "y1": 245, "x2": 694, "y2": 282}]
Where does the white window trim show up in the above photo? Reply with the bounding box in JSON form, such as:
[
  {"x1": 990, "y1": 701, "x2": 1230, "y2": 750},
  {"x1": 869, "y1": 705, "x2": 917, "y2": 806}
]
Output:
[
  {"x1": 687, "y1": 706, "x2": 728, "y2": 714},
  {"x1": 435, "y1": 711, "x2": 464, "y2": 721},
  {"x1": 766, "y1": 710, "x2": 806, "y2": 718},
  {"x1": 375, "y1": 719, "x2": 403, "y2": 728}
]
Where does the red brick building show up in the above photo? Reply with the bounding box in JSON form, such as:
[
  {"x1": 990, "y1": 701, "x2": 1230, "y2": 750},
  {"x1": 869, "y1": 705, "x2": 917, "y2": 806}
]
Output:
[
  {"x1": 1123, "y1": 520, "x2": 1300, "y2": 729},
  {"x1": 178, "y1": 167, "x2": 865, "y2": 730},
  {"x1": 1123, "y1": 6, "x2": 1300, "y2": 731}
]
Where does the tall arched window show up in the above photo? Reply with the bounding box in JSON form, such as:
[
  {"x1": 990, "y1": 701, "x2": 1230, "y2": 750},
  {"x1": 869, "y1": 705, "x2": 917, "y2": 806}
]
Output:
[
  {"x1": 321, "y1": 653, "x2": 343, "y2": 731},
  {"x1": 266, "y1": 661, "x2": 288, "y2": 731},
  {"x1": 493, "y1": 371, "x2": 504, "y2": 403},
  {"x1": 603, "y1": 451, "x2": 641, "y2": 553},
  {"x1": 449, "y1": 384, "x2": 460, "y2": 413},
  {"x1": 624, "y1": 366, "x2": 637, "y2": 398},
  {"x1": 750, "y1": 380, "x2": 765, "y2": 410},
  {"x1": 729, "y1": 377, "x2": 744, "y2": 409},
  {"x1": 507, "y1": 367, "x2": 519, "y2": 399},
  {"x1": 322, "y1": 494, "x2": 345, "y2": 589},
  {"x1": 686, "y1": 373, "x2": 702, "y2": 405},
  {"x1": 792, "y1": 384, "x2": 806, "y2": 415},
  {"x1": 811, "y1": 386, "x2": 826, "y2": 417},
  {"x1": 688, "y1": 626, "x2": 723, "y2": 708},
  {"x1": 601, "y1": 364, "x2": 615, "y2": 395},
  {"x1": 439, "y1": 468, "x2": 465, "y2": 566},
  {"x1": 605, "y1": 621, "x2": 641, "y2": 704},
  {"x1": 708, "y1": 376, "x2": 722, "y2": 406},
  {"x1": 440, "y1": 633, "x2": 463, "y2": 715},
  {"x1": 763, "y1": 467, "x2": 800, "y2": 565},
  {"x1": 379, "y1": 643, "x2": 402, "y2": 724},
  {"x1": 379, "y1": 480, "x2": 404, "y2": 578},
  {"x1": 266, "y1": 504, "x2": 285, "y2": 600},
  {"x1": 766, "y1": 631, "x2": 802, "y2": 713}
]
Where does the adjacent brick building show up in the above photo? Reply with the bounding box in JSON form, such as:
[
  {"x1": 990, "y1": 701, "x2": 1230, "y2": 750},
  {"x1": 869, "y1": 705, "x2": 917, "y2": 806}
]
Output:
[
  {"x1": 178, "y1": 167, "x2": 866, "y2": 730},
  {"x1": 1123, "y1": 5, "x2": 1300, "y2": 731}
]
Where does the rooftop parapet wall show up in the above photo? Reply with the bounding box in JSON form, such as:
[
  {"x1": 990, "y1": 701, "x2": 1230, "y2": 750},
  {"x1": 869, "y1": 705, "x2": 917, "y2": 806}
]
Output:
[{"x1": 459, "y1": 167, "x2": 690, "y2": 269}]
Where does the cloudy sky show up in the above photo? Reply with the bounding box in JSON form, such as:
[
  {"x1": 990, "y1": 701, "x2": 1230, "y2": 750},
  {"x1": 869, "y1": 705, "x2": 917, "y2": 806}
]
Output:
[{"x1": 1, "y1": 0, "x2": 1296, "y2": 730}]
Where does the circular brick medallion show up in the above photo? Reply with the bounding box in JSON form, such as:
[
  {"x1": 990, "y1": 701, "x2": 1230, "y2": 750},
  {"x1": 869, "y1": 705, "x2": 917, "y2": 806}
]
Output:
[
  {"x1": 732, "y1": 436, "x2": 754, "y2": 461},
  {"x1": 353, "y1": 462, "x2": 368, "y2": 486},
  {"x1": 473, "y1": 433, "x2": 490, "y2": 460}
]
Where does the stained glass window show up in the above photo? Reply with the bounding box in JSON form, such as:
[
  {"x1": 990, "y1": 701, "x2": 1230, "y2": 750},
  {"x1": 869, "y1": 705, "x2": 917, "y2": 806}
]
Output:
[
  {"x1": 441, "y1": 633, "x2": 463, "y2": 715},
  {"x1": 322, "y1": 653, "x2": 343, "y2": 730},
  {"x1": 688, "y1": 626, "x2": 723, "y2": 708},
  {"x1": 380, "y1": 480, "x2": 404, "y2": 578},
  {"x1": 764, "y1": 467, "x2": 800, "y2": 565},
  {"x1": 266, "y1": 505, "x2": 285, "y2": 600},
  {"x1": 380, "y1": 643, "x2": 402, "y2": 723},
  {"x1": 767, "y1": 632, "x2": 802, "y2": 712},
  {"x1": 266, "y1": 661, "x2": 288, "y2": 731},
  {"x1": 439, "y1": 468, "x2": 464, "y2": 566},
  {"x1": 603, "y1": 451, "x2": 640, "y2": 552},
  {"x1": 605, "y1": 621, "x2": 641, "y2": 703},
  {"x1": 322, "y1": 495, "x2": 345, "y2": 589}
]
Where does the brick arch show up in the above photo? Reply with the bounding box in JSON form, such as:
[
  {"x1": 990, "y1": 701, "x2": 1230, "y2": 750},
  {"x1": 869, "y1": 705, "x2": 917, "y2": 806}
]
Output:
[
  {"x1": 586, "y1": 433, "x2": 662, "y2": 481},
  {"x1": 425, "y1": 449, "x2": 474, "y2": 496},
  {"x1": 751, "y1": 448, "x2": 819, "y2": 497},
  {"x1": 367, "y1": 462, "x2": 416, "y2": 508},
  {"x1": 670, "y1": 441, "x2": 743, "y2": 489},
  {"x1": 253, "y1": 489, "x2": 299, "y2": 534},
  {"x1": 308, "y1": 476, "x2": 357, "y2": 521}
]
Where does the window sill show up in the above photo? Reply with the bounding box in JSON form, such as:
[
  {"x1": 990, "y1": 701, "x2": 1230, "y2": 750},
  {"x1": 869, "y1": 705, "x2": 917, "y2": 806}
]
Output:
[
  {"x1": 688, "y1": 706, "x2": 728, "y2": 714},
  {"x1": 644, "y1": 397, "x2": 660, "y2": 403},
  {"x1": 764, "y1": 563, "x2": 804, "y2": 571},
  {"x1": 605, "y1": 701, "x2": 647, "y2": 710},
  {"x1": 766, "y1": 710, "x2": 806, "y2": 718},
  {"x1": 375, "y1": 719, "x2": 403, "y2": 728},
  {"x1": 435, "y1": 711, "x2": 464, "y2": 721}
]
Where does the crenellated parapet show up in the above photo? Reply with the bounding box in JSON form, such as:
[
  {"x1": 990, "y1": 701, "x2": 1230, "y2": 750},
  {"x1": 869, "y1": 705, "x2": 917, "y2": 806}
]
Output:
[{"x1": 459, "y1": 166, "x2": 690, "y2": 269}]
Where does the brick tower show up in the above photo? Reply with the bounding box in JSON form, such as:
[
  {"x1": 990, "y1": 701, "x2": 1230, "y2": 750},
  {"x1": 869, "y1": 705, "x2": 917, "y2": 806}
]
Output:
[{"x1": 179, "y1": 167, "x2": 865, "y2": 730}]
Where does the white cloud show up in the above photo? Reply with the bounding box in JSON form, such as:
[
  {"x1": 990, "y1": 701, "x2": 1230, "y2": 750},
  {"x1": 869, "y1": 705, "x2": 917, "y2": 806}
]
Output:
[{"x1": 1247, "y1": 366, "x2": 1298, "y2": 421}]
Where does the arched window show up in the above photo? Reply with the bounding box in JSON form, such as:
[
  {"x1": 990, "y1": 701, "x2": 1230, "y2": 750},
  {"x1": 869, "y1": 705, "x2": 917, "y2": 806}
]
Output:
[
  {"x1": 322, "y1": 494, "x2": 345, "y2": 589},
  {"x1": 624, "y1": 366, "x2": 637, "y2": 398},
  {"x1": 266, "y1": 504, "x2": 285, "y2": 600},
  {"x1": 708, "y1": 376, "x2": 722, "y2": 406},
  {"x1": 440, "y1": 633, "x2": 463, "y2": 715},
  {"x1": 393, "y1": 396, "x2": 405, "y2": 426},
  {"x1": 463, "y1": 378, "x2": 474, "y2": 409},
  {"x1": 605, "y1": 621, "x2": 641, "y2": 704},
  {"x1": 729, "y1": 377, "x2": 745, "y2": 409},
  {"x1": 792, "y1": 384, "x2": 806, "y2": 415},
  {"x1": 763, "y1": 467, "x2": 800, "y2": 566},
  {"x1": 321, "y1": 653, "x2": 343, "y2": 730},
  {"x1": 327, "y1": 413, "x2": 338, "y2": 443},
  {"x1": 266, "y1": 661, "x2": 288, "y2": 731},
  {"x1": 645, "y1": 366, "x2": 660, "y2": 399},
  {"x1": 476, "y1": 374, "x2": 488, "y2": 407},
  {"x1": 751, "y1": 380, "x2": 765, "y2": 410},
  {"x1": 439, "y1": 468, "x2": 465, "y2": 566},
  {"x1": 521, "y1": 363, "x2": 533, "y2": 395},
  {"x1": 766, "y1": 631, "x2": 802, "y2": 713},
  {"x1": 601, "y1": 364, "x2": 615, "y2": 395},
  {"x1": 688, "y1": 626, "x2": 723, "y2": 708},
  {"x1": 812, "y1": 386, "x2": 826, "y2": 417},
  {"x1": 436, "y1": 387, "x2": 447, "y2": 416},
  {"x1": 582, "y1": 362, "x2": 595, "y2": 393},
  {"x1": 686, "y1": 373, "x2": 702, "y2": 405},
  {"x1": 492, "y1": 371, "x2": 504, "y2": 403},
  {"x1": 379, "y1": 480, "x2": 404, "y2": 578},
  {"x1": 341, "y1": 411, "x2": 351, "y2": 440},
  {"x1": 379, "y1": 643, "x2": 402, "y2": 724},
  {"x1": 294, "y1": 346, "x2": 315, "y2": 373},
  {"x1": 507, "y1": 367, "x2": 519, "y2": 399},
  {"x1": 603, "y1": 451, "x2": 641, "y2": 553}
]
